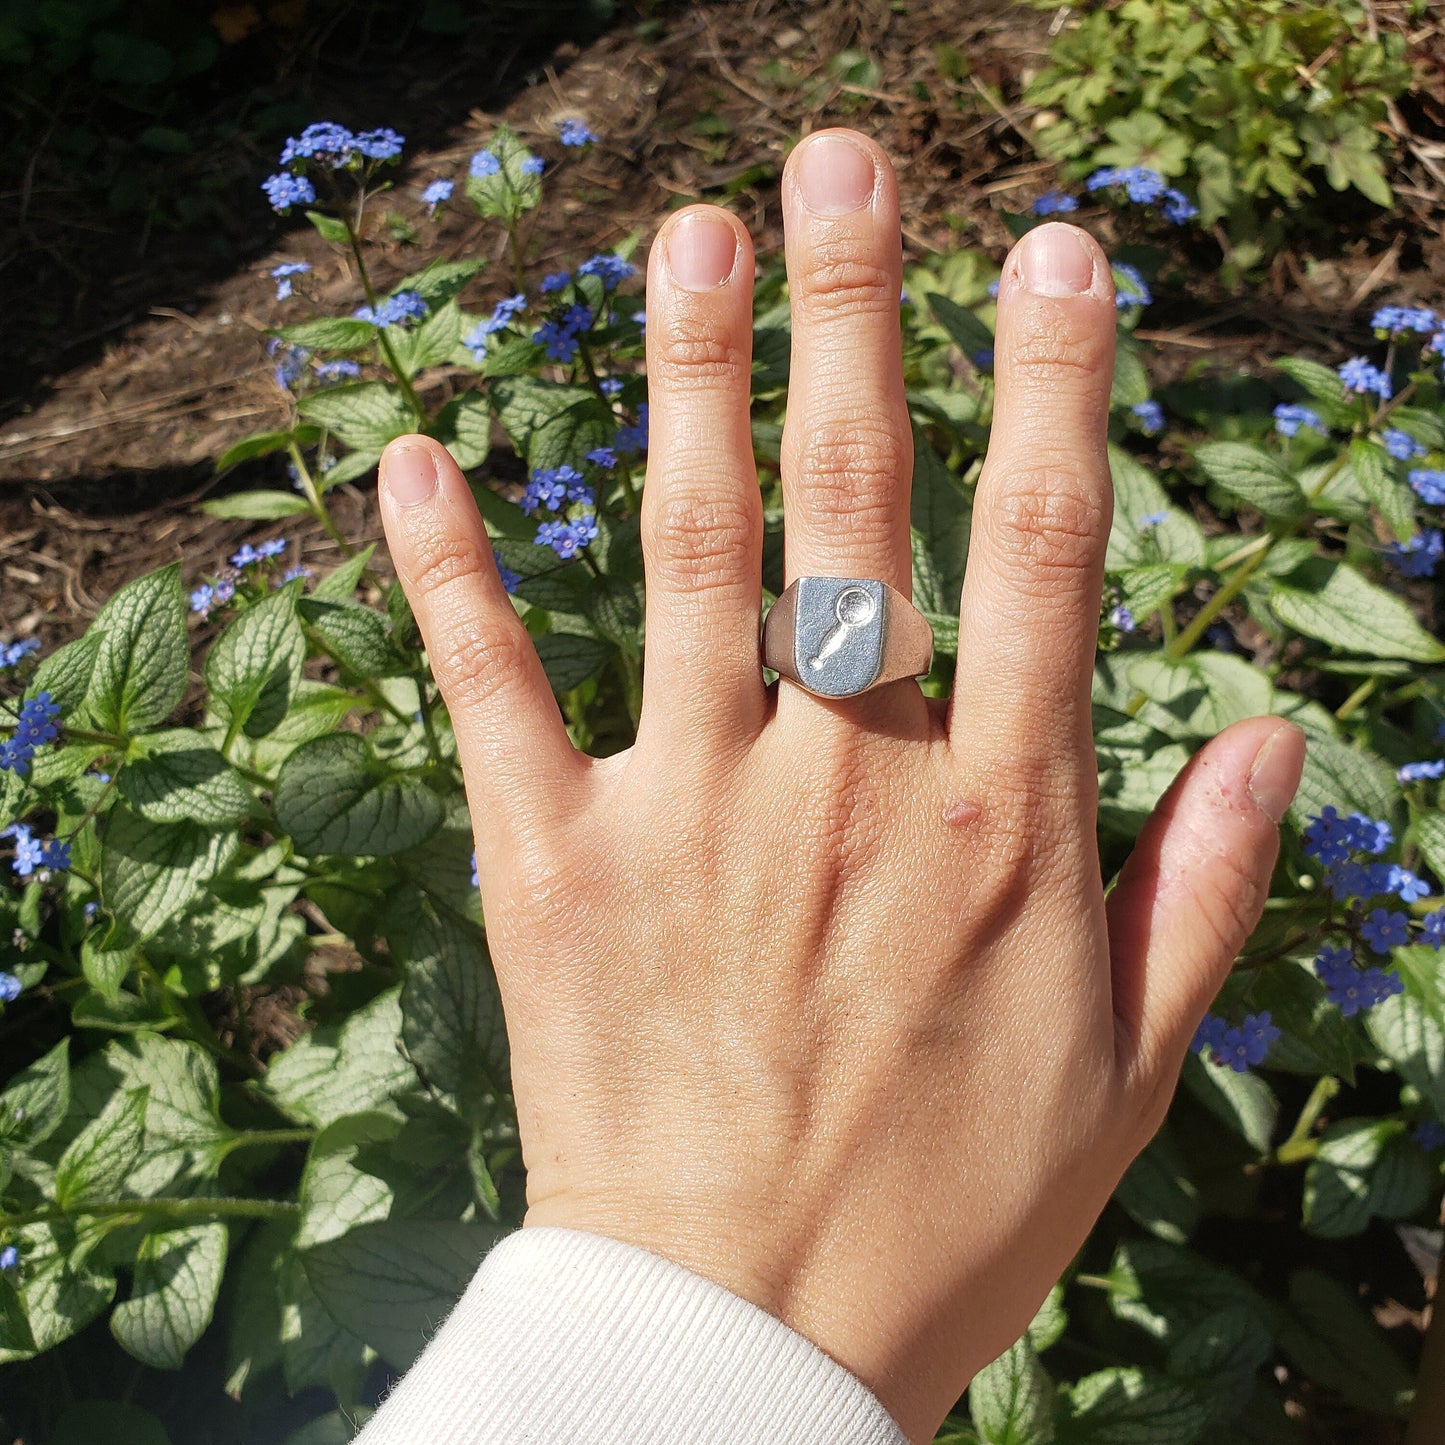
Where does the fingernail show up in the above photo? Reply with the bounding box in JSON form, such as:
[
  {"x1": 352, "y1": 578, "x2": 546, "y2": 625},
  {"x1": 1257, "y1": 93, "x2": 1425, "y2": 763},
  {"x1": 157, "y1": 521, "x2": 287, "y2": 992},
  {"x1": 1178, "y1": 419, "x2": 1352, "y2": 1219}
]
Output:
[
  {"x1": 383, "y1": 443, "x2": 437, "y2": 507},
  {"x1": 796, "y1": 133, "x2": 876, "y2": 215},
  {"x1": 667, "y1": 211, "x2": 739, "y2": 292},
  {"x1": 1017, "y1": 223, "x2": 1097, "y2": 297},
  {"x1": 1247, "y1": 723, "x2": 1306, "y2": 824}
]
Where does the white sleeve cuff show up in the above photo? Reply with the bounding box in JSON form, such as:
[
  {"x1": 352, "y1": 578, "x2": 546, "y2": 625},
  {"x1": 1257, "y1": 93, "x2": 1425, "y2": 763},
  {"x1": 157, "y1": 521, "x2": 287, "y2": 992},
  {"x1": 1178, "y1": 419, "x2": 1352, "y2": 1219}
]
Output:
[{"x1": 356, "y1": 1224, "x2": 910, "y2": 1444}]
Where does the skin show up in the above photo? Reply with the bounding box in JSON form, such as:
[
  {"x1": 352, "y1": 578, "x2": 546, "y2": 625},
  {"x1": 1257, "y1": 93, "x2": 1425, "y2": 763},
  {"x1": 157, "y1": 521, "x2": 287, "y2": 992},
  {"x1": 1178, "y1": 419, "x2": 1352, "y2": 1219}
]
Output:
[{"x1": 375, "y1": 129, "x2": 1306, "y2": 1444}]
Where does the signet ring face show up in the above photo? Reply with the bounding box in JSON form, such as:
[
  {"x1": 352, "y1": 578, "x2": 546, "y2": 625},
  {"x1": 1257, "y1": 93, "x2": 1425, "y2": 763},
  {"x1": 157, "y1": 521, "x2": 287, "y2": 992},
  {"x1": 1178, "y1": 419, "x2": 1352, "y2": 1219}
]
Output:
[{"x1": 761, "y1": 576, "x2": 934, "y2": 699}]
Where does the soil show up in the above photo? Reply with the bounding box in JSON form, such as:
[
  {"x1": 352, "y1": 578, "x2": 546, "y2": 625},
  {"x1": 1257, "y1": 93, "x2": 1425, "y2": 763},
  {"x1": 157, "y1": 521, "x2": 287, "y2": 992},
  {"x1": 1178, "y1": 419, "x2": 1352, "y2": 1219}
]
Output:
[{"x1": 3, "y1": 0, "x2": 1442, "y2": 659}]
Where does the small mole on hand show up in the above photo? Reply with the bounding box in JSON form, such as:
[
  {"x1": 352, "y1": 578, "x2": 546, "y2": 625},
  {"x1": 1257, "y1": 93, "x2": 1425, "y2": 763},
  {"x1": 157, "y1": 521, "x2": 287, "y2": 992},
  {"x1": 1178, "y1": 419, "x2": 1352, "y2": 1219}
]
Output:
[{"x1": 942, "y1": 799, "x2": 983, "y2": 829}]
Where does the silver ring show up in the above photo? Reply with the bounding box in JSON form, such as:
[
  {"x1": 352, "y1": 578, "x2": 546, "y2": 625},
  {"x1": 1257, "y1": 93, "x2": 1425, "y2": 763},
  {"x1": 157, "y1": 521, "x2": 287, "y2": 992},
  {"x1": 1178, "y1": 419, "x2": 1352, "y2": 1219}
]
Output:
[{"x1": 762, "y1": 576, "x2": 934, "y2": 699}]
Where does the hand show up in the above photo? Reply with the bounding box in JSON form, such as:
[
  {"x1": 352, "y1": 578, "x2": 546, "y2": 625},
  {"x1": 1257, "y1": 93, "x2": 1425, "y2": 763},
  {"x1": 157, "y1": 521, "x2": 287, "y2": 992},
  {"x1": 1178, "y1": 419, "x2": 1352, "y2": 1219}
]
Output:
[{"x1": 376, "y1": 128, "x2": 1305, "y2": 1444}]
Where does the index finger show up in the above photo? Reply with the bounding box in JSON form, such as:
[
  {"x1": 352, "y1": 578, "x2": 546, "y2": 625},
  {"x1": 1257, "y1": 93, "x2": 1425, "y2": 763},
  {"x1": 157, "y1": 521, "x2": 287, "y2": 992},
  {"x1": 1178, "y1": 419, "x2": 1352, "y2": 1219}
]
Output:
[{"x1": 950, "y1": 223, "x2": 1116, "y2": 786}]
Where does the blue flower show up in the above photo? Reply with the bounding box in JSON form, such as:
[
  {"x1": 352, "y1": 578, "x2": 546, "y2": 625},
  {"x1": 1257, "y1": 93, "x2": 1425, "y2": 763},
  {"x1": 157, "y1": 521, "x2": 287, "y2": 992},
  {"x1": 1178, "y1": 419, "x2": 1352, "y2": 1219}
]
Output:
[
  {"x1": 1138, "y1": 510, "x2": 1168, "y2": 530},
  {"x1": 598, "y1": 377, "x2": 624, "y2": 397},
  {"x1": 279, "y1": 565, "x2": 312, "y2": 585},
  {"x1": 1320, "y1": 959, "x2": 1404, "y2": 1017},
  {"x1": 1371, "y1": 305, "x2": 1437, "y2": 336},
  {"x1": 1196, "y1": 1011, "x2": 1280, "y2": 1073},
  {"x1": 267, "y1": 338, "x2": 310, "y2": 391},
  {"x1": 0, "y1": 1244, "x2": 16, "y2": 1269},
  {"x1": 533, "y1": 319, "x2": 581, "y2": 363},
  {"x1": 562, "y1": 303, "x2": 593, "y2": 333},
  {"x1": 631, "y1": 308, "x2": 646, "y2": 335},
  {"x1": 280, "y1": 122, "x2": 357, "y2": 166},
  {"x1": 614, "y1": 403, "x2": 649, "y2": 454},
  {"x1": 1399, "y1": 759, "x2": 1445, "y2": 784},
  {"x1": 4, "y1": 694, "x2": 61, "y2": 778},
  {"x1": 421, "y1": 178, "x2": 453, "y2": 211},
  {"x1": 214, "y1": 579, "x2": 236, "y2": 606},
  {"x1": 40, "y1": 838, "x2": 70, "y2": 872},
  {"x1": 1273, "y1": 403, "x2": 1324, "y2": 437},
  {"x1": 190, "y1": 584, "x2": 215, "y2": 614},
  {"x1": 1382, "y1": 428, "x2": 1425, "y2": 460},
  {"x1": 1302, "y1": 806, "x2": 1393, "y2": 865},
  {"x1": 1161, "y1": 188, "x2": 1198, "y2": 224},
  {"x1": 1423, "y1": 909, "x2": 1445, "y2": 949},
  {"x1": 1131, "y1": 399, "x2": 1164, "y2": 435},
  {"x1": 1338, "y1": 357, "x2": 1393, "y2": 398},
  {"x1": 355, "y1": 291, "x2": 428, "y2": 328},
  {"x1": 470, "y1": 149, "x2": 501, "y2": 178},
  {"x1": 1109, "y1": 604, "x2": 1135, "y2": 632},
  {"x1": 258, "y1": 538, "x2": 288, "y2": 559},
  {"x1": 354, "y1": 127, "x2": 405, "y2": 161},
  {"x1": 1112, "y1": 262, "x2": 1151, "y2": 309},
  {"x1": 1085, "y1": 167, "x2": 1124, "y2": 191},
  {"x1": 470, "y1": 849, "x2": 480, "y2": 888},
  {"x1": 1410, "y1": 468, "x2": 1445, "y2": 505},
  {"x1": 1386, "y1": 528, "x2": 1443, "y2": 578},
  {"x1": 1389, "y1": 866, "x2": 1430, "y2": 903},
  {"x1": 1415, "y1": 1120, "x2": 1445, "y2": 1150},
  {"x1": 577, "y1": 253, "x2": 637, "y2": 290},
  {"x1": 270, "y1": 261, "x2": 310, "y2": 300},
  {"x1": 314, "y1": 359, "x2": 360, "y2": 383},
  {"x1": 520, "y1": 154, "x2": 545, "y2": 176},
  {"x1": 3, "y1": 823, "x2": 43, "y2": 877},
  {"x1": 1361, "y1": 907, "x2": 1409, "y2": 954},
  {"x1": 493, "y1": 553, "x2": 522, "y2": 595},
  {"x1": 0, "y1": 639, "x2": 40, "y2": 669},
  {"x1": 986, "y1": 278, "x2": 1001, "y2": 298},
  {"x1": 261, "y1": 172, "x2": 317, "y2": 213},
  {"x1": 971, "y1": 348, "x2": 994, "y2": 370},
  {"x1": 475, "y1": 293, "x2": 527, "y2": 339},
  {"x1": 541, "y1": 271, "x2": 571, "y2": 293},
  {"x1": 557, "y1": 119, "x2": 598, "y2": 147},
  {"x1": 585, "y1": 446, "x2": 617, "y2": 469},
  {"x1": 1124, "y1": 169, "x2": 1166, "y2": 204},
  {"x1": 231, "y1": 544, "x2": 260, "y2": 569},
  {"x1": 535, "y1": 519, "x2": 584, "y2": 559},
  {"x1": 1031, "y1": 190, "x2": 1078, "y2": 216}
]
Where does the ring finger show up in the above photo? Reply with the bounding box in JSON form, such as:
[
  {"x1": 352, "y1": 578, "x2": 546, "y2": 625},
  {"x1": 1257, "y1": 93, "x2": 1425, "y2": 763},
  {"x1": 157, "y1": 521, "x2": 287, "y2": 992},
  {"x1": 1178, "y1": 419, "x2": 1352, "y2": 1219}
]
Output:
[{"x1": 776, "y1": 130, "x2": 915, "y2": 715}]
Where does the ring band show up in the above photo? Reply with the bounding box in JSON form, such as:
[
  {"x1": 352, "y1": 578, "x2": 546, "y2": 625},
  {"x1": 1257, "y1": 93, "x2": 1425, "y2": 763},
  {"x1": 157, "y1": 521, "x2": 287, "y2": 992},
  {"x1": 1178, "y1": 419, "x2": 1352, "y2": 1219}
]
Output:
[{"x1": 762, "y1": 576, "x2": 934, "y2": 699}]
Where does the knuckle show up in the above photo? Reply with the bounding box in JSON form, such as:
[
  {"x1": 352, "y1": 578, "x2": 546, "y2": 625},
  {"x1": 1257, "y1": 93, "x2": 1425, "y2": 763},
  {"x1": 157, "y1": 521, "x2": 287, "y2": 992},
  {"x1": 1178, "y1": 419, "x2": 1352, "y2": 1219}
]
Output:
[
  {"x1": 406, "y1": 528, "x2": 488, "y2": 604},
  {"x1": 645, "y1": 488, "x2": 758, "y2": 589},
  {"x1": 790, "y1": 422, "x2": 911, "y2": 529},
  {"x1": 431, "y1": 625, "x2": 532, "y2": 714},
  {"x1": 796, "y1": 246, "x2": 899, "y2": 319},
  {"x1": 984, "y1": 472, "x2": 1107, "y2": 590},
  {"x1": 652, "y1": 317, "x2": 749, "y2": 391},
  {"x1": 1006, "y1": 307, "x2": 1113, "y2": 384}
]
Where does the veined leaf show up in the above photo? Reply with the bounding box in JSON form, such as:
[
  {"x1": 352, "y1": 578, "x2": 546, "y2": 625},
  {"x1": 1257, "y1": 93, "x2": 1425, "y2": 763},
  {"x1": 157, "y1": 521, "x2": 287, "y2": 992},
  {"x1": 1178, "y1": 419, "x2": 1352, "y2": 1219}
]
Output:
[
  {"x1": 111, "y1": 1222, "x2": 227, "y2": 1370},
  {"x1": 1268, "y1": 561, "x2": 1445, "y2": 662}
]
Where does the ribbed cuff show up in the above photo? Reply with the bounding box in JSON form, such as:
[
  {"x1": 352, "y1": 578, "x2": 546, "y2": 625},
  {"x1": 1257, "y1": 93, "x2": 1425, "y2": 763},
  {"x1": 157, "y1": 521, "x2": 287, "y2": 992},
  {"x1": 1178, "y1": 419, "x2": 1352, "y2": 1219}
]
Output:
[{"x1": 356, "y1": 1225, "x2": 910, "y2": 1444}]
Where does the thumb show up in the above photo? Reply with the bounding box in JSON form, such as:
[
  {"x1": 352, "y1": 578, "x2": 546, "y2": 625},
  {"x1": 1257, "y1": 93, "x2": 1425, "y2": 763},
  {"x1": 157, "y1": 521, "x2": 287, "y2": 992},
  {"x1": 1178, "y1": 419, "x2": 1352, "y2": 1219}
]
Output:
[{"x1": 1106, "y1": 716, "x2": 1307, "y2": 1093}]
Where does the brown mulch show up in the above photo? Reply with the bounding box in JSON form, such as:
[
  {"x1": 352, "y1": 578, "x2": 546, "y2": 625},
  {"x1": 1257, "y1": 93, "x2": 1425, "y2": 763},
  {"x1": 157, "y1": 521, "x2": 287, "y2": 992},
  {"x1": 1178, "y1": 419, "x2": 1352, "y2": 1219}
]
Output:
[{"x1": 1, "y1": 0, "x2": 1443, "y2": 655}]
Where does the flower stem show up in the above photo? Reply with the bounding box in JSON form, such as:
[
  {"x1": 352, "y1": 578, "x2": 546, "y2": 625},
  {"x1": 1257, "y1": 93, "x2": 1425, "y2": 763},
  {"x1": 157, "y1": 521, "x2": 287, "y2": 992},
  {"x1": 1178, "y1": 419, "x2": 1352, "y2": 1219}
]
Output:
[
  {"x1": 1, "y1": 1195, "x2": 300, "y2": 1231},
  {"x1": 341, "y1": 213, "x2": 425, "y2": 425},
  {"x1": 1272, "y1": 1074, "x2": 1340, "y2": 1164}
]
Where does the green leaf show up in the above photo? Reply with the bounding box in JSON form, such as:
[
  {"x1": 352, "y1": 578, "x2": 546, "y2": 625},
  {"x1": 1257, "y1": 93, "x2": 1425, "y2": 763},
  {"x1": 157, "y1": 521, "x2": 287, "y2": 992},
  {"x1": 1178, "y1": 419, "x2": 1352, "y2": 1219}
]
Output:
[
  {"x1": 302, "y1": 1219, "x2": 500, "y2": 1371},
  {"x1": 911, "y1": 427, "x2": 972, "y2": 616},
  {"x1": 319, "y1": 448, "x2": 382, "y2": 488},
  {"x1": 1287, "y1": 729, "x2": 1397, "y2": 831},
  {"x1": 31, "y1": 632, "x2": 102, "y2": 716},
  {"x1": 0, "y1": 1221, "x2": 114, "y2": 1361},
  {"x1": 311, "y1": 543, "x2": 377, "y2": 602},
  {"x1": 305, "y1": 210, "x2": 350, "y2": 244},
  {"x1": 213, "y1": 426, "x2": 321, "y2": 475},
  {"x1": 1390, "y1": 406, "x2": 1445, "y2": 452},
  {"x1": 1269, "y1": 560, "x2": 1445, "y2": 662},
  {"x1": 263, "y1": 988, "x2": 416, "y2": 1129},
  {"x1": 1217, "y1": 960, "x2": 1366, "y2": 1082},
  {"x1": 298, "y1": 598, "x2": 409, "y2": 678},
  {"x1": 1125, "y1": 653, "x2": 1274, "y2": 738},
  {"x1": 201, "y1": 488, "x2": 313, "y2": 519},
  {"x1": 206, "y1": 584, "x2": 308, "y2": 737},
  {"x1": 52, "y1": 1402, "x2": 172, "y2": 1445},
  {"x1": 273, "y1": 733, "x2": 444, "y2": 857},
  {"x1": 55, "y1": 1086, "x2": 148, "y2": 1207},
  {"x1": 101, "y1": 807, "x2": 239, "y2": 942},
  {"x1": 397, "y1": 256, "x2": 486, "y2": 308},
  {"x1": 1278, "y1": 1269, "x2": 1414, "y2": 1417},
  {"x1": 533, "y1": 632, "x2": 614, "y2": 693},
  {"x1": 118, "y1": 731, "x2": 251, "y2": 826},
  {"x1": 298, "y1": 382, "x2": 415, "y2": 454},
  {"x1": 1194, "y1": 441, "x2": 1303, "y2": 518},
  {"x1": 1304, "y1": 1119, "x2": 1432, "y2": 1238},
  {"x1": 434, "y1": 392, "x2": 493, "y2": 470},
  {"x1": 926, "y1": 290, "x2": 996, "y2": 356},
  {"x1": 490, "y1": 376, "x2": 614, "y2": 470},
  {"x1": 388, "y1": 299, "x2": 462, "y2": 378},
  {"x1": 278, "y1": 317, "x2": 377, "y2": 351},
  {"x1": 1180, "y1": 1052, "x2": 1278, "y2": 1155},
  {"x1": 1272, "y1": 357, "x2": 1353, "y2": 422},
  {"x1": 70, "y1": 1035, "x2": 236, "y2": 1195},
  {"x1": 464, "y1": 125, "x2": 542, "y2": 221},
  {"x1": 1106, "y1": 445, "x2": 1205, "y2": 567},
  {"x1": 296, "y1": 1113, "x2": 402, "y2": 1250},
  {"x1": 1061, "y1": 1366, "x2": 1211, "y2": 1442},
  {"x1": 393, "y1": 907, "x2": 509, "y2": 1107},
  {"x1": 1028, "y1": 1285, "x2": 1068, "y2": 1354},
  {"x1": 1348, "y1": 438, "x2": 1417, "y2": 542},
  {"x1": 490, "y1": 539, "x2": 590, "y2": 612},
  {"x1": 1366, "y1": 991, "x2": 1445, "y2": 1119},
  {"x1": 1111, "y1": 339, "x2": 1152, "y2": 411},
  {"x1": 0, "y1": 1039, "x2": 70, "y2": 1148},
  {"x1": 1165, "y1": 1306, "x2": 1272, "y2": 1423},
  {"x1": 111, "y1": 1222, "x2": 227, "y2": 1369},
  {"x1": 1113, "y1": 1126, "x2": 1200, "y2": 1245},
  {"x1": 969, "y1": 1335, "x2": 1054, "y2": 1445},
  {"x1": 81, "y1": 927, "x2": 137, "y2": 1001},
  {"x1": 86, "y1": 565, "x2": 189, "y2": 733}
]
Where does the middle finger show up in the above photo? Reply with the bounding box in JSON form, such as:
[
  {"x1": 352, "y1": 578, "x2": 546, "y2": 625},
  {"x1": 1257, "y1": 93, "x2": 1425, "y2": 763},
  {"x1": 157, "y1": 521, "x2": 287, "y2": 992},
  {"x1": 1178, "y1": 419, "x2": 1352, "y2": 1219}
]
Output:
[{"x1": 778, "y1": 130, "x2": 913, "y2": 607}]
